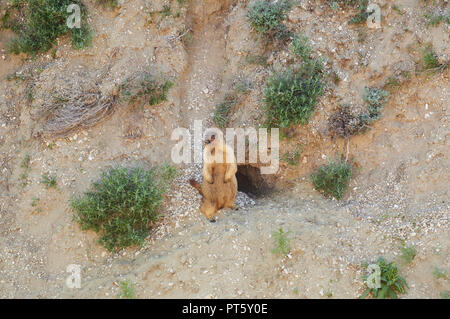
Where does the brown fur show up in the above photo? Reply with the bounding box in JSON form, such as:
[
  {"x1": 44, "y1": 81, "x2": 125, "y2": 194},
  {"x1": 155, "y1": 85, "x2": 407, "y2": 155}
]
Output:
[{"x1": 189, "y1": 131, "x2": 238, "y2": 220}]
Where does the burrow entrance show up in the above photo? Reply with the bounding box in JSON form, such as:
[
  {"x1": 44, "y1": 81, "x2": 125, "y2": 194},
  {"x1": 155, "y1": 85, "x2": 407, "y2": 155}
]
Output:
[{"x1": 236, "y1": 165, "x2": 274, "y2": 198}]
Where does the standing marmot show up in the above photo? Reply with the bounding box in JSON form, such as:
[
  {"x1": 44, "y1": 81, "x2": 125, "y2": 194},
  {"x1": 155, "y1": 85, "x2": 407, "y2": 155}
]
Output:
[{"x1": 189, "y1": 128, "x2": 238, "y2": 221}]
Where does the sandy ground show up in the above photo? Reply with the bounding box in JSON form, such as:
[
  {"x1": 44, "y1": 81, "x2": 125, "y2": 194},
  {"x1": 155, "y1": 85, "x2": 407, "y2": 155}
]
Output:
[{"x1": 0, "y1": 0, "x2": 448, "y2": 298}]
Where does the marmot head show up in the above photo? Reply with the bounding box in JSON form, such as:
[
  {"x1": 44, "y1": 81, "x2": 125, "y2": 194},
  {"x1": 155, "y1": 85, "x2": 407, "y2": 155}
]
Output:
[{"x1": 203, "y1": 128, "x2": 223, "y2": 149}]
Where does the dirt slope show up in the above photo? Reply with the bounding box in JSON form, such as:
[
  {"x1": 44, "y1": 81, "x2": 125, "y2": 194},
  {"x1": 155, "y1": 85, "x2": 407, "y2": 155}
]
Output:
[{"x1": 0, "y1": 0, "x2": 448, "y2": 298}]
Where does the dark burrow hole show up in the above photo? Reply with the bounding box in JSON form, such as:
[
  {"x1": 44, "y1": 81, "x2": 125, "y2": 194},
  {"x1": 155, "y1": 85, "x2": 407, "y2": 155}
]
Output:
[{"x1": 236, "y1": 165, "x2": 273, "y2": 198}]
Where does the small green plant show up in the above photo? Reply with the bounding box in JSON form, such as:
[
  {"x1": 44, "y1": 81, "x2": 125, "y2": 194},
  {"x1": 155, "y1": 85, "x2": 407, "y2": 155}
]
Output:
[
  {"x1": 383, "y1": 76, "x2": 401, "y2": 89},
  {"x1": 399, "y1": 245, "x2": 416, "y2": 264},
  {"x1": 348, "y1": 0, "x2": 370, "y2": 24},
  {"x1": 422, "y1": 46, "x2": 440, "y2": 70},
  {"x1": 21, "y1": 154, "x2": 30, "y2": 169},
  {"x1": 433, "y1": 267, "x2": 447, "y2": 280},
  {"x1": 271, "y1": 227, "x2": 291, "y2": 257},
  {"x1": 246, "y1": 0, "x2": 291, "y2": 40},
  {"x1": 291, "y1": 32, "x2": 311, "y2": 61},
  {"x1": 264, "y1": 60, "x2": 325, "y2": 127},
  {"x1": 311, "y1": 159, "x2": 352, "y2": 200},
  {"x1": 213, "y1": 81, "x2": 250, "y2": 128},
  {"x1": 71, "y1": 165, "x2": 177, "y2": 251},
  {"x1": 328, "y1": 87, "x2": 388, "y2": 137},
  {"x1": 2, "y1": 0, "x2": 92, "y2": 55},
  {"x1": 392, "y1": 5, "x2": 404, "y2": 15},
  {"x1": 121, "y1": 72, "x2": 173, "y2": 107},
  {"x1": 281, "y1": 143, "x2": 303, "y2": 166},
  {"x1": 160, "y1": 5, "x2": 171, "y2": 17},
  {"x1": 213, "y1": 95, "x2": 235, "y2": 128},
  {"x1": 362, "y1": 87, "x2": 389, "y2": 120},
  {"x1": 118, "y1": 280, "x2": 136, "y2": 299},
  {"x1": 31, "y1": 197, "x2": 40, "y2": 207},
  {"x1": 243, "y1": 54, "x2": 268, "y2": 66},
  {"x1": 360, "y1": 257, "x2": 408, "y2": 299},
  {"x1": 424, "y1": 12, "x2": 450, "y2": 27},
  {"x1": 420, "y1": 45, "x2": 449, "y2": 75},
  {"x1": 441, "y1": 291, "x2": 450, "y2": 299},
  {"x1": 327, "y1": 0, "x2": 371, "y2": 24},
  {"x1": 41, "y1": 174, "x2": 57, "y2": 189},
  {"x1": 97, "y1": 0, "x2": 119, "y2": 8}
]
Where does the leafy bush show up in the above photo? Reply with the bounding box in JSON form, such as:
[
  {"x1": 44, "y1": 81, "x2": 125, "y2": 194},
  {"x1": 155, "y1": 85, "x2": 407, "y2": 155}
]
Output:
[
  {"x1": 2, "y1": 0, "x2": 92, "y2": 55},
  {"x1": 71, "y1": 165, "x2": 177, "y2": 252},
  {"x1": 291, "y1": 32, "x2": 312, "y2": 61},
  {"x1": 271, "y1": 227, "x2": 291, "y2": 257},
  {"x1": 246, "y1": 0, "x2": 291, "y2": 40},
  {"x1": 311, "y1": 159, "x2": 352, "y2": 200},
  {"x1": 360, "y1": 257, "x2": 408, "y2": 299},
  {"x1": 264, "y1": 60, "x2": 325, "y2": 127},
  {"x1": 121, "y1": 72, "x2": 173, "y2": 107}
]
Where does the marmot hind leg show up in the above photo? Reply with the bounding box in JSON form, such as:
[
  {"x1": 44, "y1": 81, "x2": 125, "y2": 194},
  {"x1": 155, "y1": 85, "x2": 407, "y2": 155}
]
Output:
[{"x1": 200, "y1": 200, "x2": 218, "y2": 221}]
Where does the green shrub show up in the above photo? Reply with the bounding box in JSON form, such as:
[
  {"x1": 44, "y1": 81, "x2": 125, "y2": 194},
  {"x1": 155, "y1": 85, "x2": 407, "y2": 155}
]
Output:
[
  {"x1": 246, "y1": 0, "x2": 291, "y2": 40},
  {"x1": 2, "y1": 0, "x2": 92, "y2": 55},
  {"x1": 311, "y1": 159, "x2": 352, "y2": 200},
  {"x1": 41, "y1": 174, "x2": 57, "y2": 189},
  {"x1": 271, "y1": 227, "x2": 291, "y2": 257},
  {"x1": 360, "y1": 257, "x2": 408, "y2": 299},
  {"x1": 71, "y1": 165, "x2": 177, "y2": 252},
  {"x1": 121, "y1": 72, "x2": 173, "y2": 107},
  {"x1": 291, "y1": 32, "x2": 312, "y2": 61},
  {"x1": 362, "y1": 87, "x2": 389, "y2": 121},
  {"x1": 264, "y1": 60, "x2": 325, "y2": 127}
]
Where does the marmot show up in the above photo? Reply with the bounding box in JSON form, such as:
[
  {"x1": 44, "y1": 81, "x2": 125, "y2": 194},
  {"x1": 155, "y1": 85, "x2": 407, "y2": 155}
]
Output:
[{"x1": 189, "y1": 128, "x2": 238, "y2": 221}]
